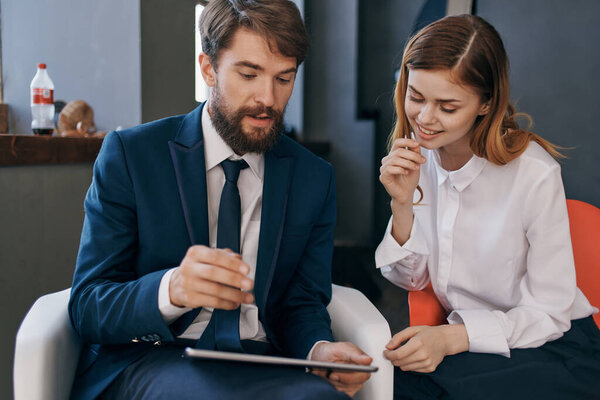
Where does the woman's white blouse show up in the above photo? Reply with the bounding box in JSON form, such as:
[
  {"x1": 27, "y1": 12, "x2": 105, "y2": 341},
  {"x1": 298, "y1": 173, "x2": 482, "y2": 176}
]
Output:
[{"x1": 375, "y1": 142, "x2": 597, "y2": 357}]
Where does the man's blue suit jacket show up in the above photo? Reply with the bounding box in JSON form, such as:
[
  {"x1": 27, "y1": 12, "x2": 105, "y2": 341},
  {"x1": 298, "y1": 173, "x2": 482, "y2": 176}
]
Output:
[{"x1": 68, "y1": 104, "x2": 337, "y2": 399}]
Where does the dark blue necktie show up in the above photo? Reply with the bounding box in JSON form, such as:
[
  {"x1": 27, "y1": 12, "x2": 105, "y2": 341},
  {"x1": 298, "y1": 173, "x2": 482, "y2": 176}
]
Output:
[{"x1": 197, "y1": 159, "x2": 248, "y2": 352}]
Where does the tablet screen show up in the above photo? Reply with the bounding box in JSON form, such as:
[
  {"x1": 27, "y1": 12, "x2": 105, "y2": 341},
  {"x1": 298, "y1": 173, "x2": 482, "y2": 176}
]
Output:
[{"x1": 184, "y1": 348, "x2": 378, "y2": 373}]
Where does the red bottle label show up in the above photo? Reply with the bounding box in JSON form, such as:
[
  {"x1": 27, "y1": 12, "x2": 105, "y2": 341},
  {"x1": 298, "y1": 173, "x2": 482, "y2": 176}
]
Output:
[{"x1": 32, "y1": 88, "x2": 54, "y2": 105}]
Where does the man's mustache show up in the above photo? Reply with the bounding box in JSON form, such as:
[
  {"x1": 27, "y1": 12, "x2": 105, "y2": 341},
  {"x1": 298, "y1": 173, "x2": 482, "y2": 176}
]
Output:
[{"x1": 237, "y1": 105, "x2": 281, "y2": 119}]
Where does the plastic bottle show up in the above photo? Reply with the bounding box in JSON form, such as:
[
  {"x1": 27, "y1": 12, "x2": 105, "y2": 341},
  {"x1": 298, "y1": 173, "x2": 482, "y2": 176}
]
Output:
[{"x1": 30, "y1": 63, "x2": 55, "y2": 135}]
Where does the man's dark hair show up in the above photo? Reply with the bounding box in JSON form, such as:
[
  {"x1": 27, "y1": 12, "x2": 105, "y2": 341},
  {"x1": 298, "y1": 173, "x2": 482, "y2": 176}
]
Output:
[{"x1": 199, "y1": 0, "x2": 308, "y2": 67}]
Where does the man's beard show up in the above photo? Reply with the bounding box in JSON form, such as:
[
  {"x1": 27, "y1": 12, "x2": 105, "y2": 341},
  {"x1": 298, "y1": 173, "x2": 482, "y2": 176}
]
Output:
[{"x1": 209, "y1": 86, "x2": 285, "y2": 155}]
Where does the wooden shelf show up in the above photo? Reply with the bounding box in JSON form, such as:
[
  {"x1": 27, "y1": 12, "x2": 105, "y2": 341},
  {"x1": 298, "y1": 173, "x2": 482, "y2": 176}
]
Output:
[
  {"x1": 0, "y1": 134, "x2": 330, "y2": 167},
  {"x1": 0, "y1": 134, "x2": 103, "y2": 166}
]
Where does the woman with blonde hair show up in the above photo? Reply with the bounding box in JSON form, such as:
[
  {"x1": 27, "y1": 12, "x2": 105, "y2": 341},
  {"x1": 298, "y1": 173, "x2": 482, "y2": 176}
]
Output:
[{"x1": 376, "y1": 14, "x2": 600, "y2": 399}]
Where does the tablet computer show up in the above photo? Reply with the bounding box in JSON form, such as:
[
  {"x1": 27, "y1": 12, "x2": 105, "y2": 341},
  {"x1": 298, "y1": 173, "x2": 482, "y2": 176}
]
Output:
[{"x1": 184, "y1": 348, "x2": 378, "y2": 373}]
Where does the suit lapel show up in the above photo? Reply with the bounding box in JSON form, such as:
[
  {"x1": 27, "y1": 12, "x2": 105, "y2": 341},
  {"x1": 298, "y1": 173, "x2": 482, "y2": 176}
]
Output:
[
  {"x1": 168, "y1": 104, "x2": 210, "y2": 247},
  {"x1": 255, "y1": 145, "x2": 293, "y2": 314}
]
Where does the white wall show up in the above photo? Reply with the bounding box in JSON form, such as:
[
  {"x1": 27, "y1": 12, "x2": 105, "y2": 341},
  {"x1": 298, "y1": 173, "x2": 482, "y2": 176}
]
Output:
[{"x1": 1, "y1": 0, "x2": 141, "y2": 133}]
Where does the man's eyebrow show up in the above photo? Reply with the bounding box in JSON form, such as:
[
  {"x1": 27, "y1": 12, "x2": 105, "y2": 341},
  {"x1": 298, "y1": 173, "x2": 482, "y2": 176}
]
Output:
[
  {"x1": 408, "y1": 85, "x2": 461, "y2": 103},
  {"x1": 234, "y1": 61, "x2": 297, "y2": 75},
  {"x1": 235, "y1": 61, "x2": 264, "y2": 71}
]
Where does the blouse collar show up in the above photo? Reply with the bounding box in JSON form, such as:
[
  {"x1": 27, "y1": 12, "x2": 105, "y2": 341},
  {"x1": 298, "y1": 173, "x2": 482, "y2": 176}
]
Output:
[{"x1": 432, "y1": 150, "x2": 487, "y2": 192}]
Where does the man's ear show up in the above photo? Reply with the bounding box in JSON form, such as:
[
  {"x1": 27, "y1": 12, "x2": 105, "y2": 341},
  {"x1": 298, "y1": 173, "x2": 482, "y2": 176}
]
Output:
[
  {"x1": 199, "y1": 53, "x2": 216, "y2": 87},
  {"x1": 478, "y1": 100, "x2": 491, "y2": 116}
]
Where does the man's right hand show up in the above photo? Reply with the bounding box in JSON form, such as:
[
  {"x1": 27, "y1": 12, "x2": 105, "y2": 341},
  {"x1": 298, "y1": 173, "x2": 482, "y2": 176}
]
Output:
[
  {"x1": 311, "y1": 341, "x2": 373, "y2": 397},
  {"x1": 169, "y1": 245, "x2": 254, "y2": 309}
]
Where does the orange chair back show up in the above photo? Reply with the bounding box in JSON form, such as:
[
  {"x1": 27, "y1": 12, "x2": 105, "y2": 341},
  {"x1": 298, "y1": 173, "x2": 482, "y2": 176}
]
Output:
[
  {"x1": 566, "y1": 199, "x2": 600, "y2": 328},
  {"x1": 409, "y1": 199, "x2": 600, "y2": 328},
  {"x1": 408, "y1": 283, "x2": 446, "y2": 326}
]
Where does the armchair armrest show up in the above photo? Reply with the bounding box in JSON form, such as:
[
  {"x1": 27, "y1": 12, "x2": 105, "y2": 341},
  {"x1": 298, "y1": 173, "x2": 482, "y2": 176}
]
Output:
[
  {"x1": 328, "y1": 284, "x2": 393, "y2": 400},
  {"x1": 14, "y1": 288, "x2": 81, "y2": 400}
]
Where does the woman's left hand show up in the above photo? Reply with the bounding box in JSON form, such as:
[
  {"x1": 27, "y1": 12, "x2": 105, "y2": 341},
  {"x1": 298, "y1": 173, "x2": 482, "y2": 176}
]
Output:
[{"x1": 383, "y1": 324, "x2": 469, "y2": 373}]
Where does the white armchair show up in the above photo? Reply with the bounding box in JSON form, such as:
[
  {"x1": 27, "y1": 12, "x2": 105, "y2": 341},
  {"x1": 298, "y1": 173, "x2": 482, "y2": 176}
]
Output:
[
  {"x1": 14, "y1": 285, "x2": 393, "y2": 400},
  {"x1": 328, "y1": 285, "x2": 394, "y2": 400},
  {"x1": 14, "y1": 288, "x2": 80, "y2": 400}
]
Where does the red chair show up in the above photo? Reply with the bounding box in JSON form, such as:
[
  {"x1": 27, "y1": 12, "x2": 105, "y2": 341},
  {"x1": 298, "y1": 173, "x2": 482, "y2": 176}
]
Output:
[
  {"x1": 408, "y1": 199, "x2": 600, "y2": 329},
  {"x1": 408, "y1": 283, "x2": 445, "y2": 326},
  {"x1": 566, "y1": 199, "x2": 600, "y2": 328}
]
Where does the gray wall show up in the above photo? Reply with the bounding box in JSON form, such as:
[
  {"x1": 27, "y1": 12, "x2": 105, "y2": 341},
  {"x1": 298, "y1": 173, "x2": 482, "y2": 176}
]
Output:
[
  {"x1": 477, "y1": 0, "x2": 600, "y2": 206},
  {"x1": 141, "y1": 0, "x2": 197, "y2": 122},
  {"x1": 286, "y1": 0, "x2": 305, "y2": 136},
  {"x1": 0, "y1": 165, "x2": 93, "y2": 400},
  {"x1": 304, "y1": 0, "x2": 375, "y2": 244},
  {"x1": 1, "y1": 0, "x2": 141, "y2": 133}
]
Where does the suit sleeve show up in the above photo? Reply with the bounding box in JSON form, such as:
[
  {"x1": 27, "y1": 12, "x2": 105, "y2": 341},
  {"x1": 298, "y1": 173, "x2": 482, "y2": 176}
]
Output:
[
  {"x1": 68, "y1": 131, "x2": 176, "y2": 345},
  {"x1": 276, "y1": 166, "x2": 337, "y2": 358}
]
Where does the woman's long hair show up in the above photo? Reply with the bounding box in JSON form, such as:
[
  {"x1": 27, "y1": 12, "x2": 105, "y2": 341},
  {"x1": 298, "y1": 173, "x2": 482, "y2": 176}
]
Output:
[{"x1": 390, "y1": 14, "x2": 563, "y2": 164}]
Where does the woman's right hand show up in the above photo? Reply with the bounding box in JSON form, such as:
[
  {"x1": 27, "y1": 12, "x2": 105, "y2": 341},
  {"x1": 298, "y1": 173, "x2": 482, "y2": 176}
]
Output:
[{"x1": 379, "y1": 138, "x2": 426, "y2": 204}]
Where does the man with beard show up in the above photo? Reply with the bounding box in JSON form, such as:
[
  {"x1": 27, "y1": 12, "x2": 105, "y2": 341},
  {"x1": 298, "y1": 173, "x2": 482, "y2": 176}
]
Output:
[{"x1": 67, "y1": 0, "x2": 372, "y2": 399}]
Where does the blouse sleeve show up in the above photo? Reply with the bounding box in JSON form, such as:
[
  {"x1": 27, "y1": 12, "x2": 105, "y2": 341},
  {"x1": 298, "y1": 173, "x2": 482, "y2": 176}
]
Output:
[
  {"x1": 375, "y1": 214, "x2": 430, "y2": 291},
  {"x1": 448, "y1": 164, "x2": 576, "y2": 357}
]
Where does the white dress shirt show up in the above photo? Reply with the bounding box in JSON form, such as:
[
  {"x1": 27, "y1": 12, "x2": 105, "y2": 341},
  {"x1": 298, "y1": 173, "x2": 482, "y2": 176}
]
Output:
[
  {"x1": 158, "y1": 105, "x2": 267, "y2": 342},
  {"x1": 376, "y1": 142, "x2": 597, "y2": 357}
]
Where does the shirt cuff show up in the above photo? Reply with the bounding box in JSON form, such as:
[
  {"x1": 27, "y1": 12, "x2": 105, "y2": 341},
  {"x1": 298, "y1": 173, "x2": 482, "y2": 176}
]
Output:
[
  {"x1": 158, "y1": 267, "x2": 191, "y2": 324},
  {"x1": 448, "y1": 309, "x2": 511, "y2": 357},
  {"x1": 306, "y1": 340, "x2": 330, "y2": 360},
  {"x1": 375, "y1": 216, "x2": 429, "y2": 268}
]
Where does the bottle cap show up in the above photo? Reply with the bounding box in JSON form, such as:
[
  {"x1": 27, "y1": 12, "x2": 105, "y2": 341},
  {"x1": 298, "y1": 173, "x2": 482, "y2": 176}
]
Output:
[{"x1": 38, "y1": 63, "x2": 47, "y2": 69}]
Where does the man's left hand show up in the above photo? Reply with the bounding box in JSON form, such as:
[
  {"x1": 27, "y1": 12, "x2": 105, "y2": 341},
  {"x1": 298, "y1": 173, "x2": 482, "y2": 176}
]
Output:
[{"x1": 310, "y1": 341, "x2": 373, "y2": 397}]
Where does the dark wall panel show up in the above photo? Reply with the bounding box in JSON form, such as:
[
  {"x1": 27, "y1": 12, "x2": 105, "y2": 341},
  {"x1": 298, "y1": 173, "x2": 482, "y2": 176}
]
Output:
[
  {"x1": 141, "y1": 0, "x2": 198, "y2": 123},
  {"x1": 478, "y1": 0, "x2": 600, "y2": 206}
]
